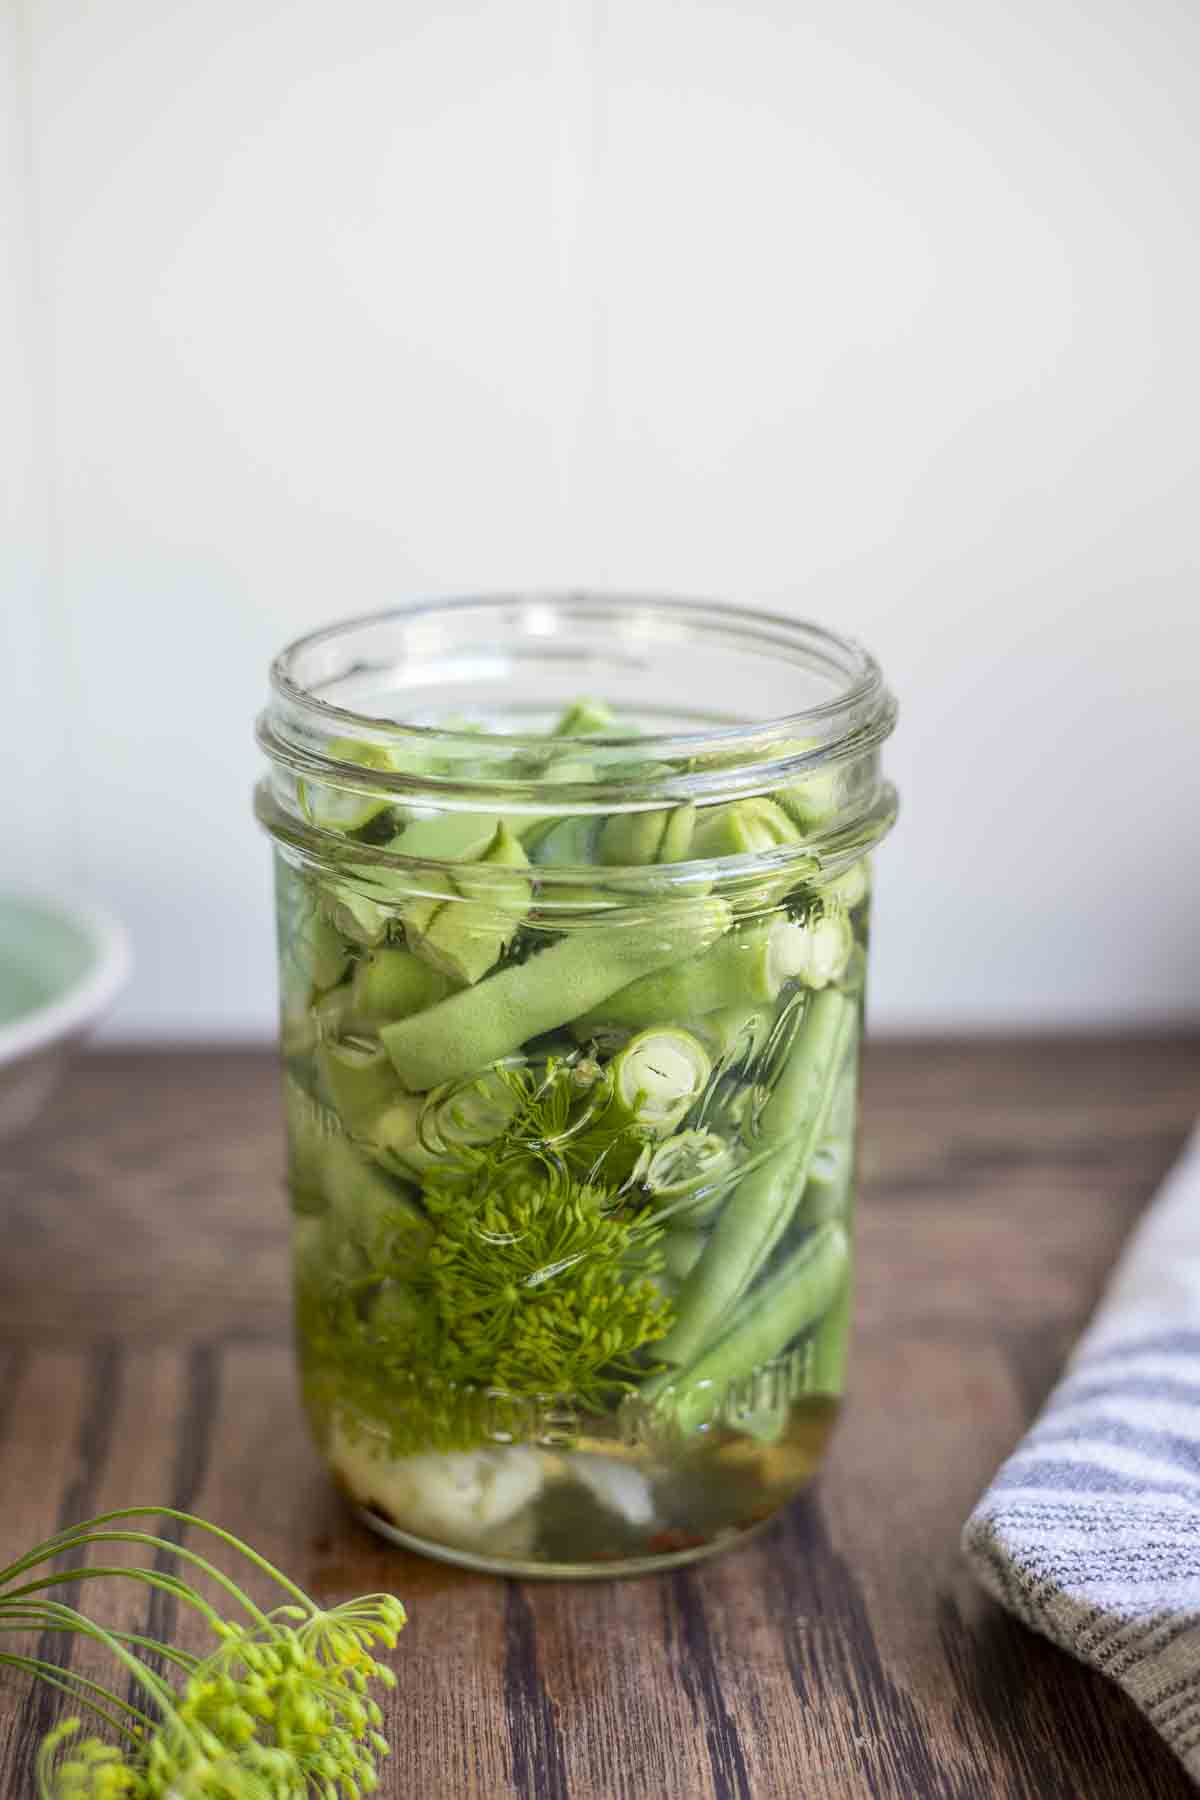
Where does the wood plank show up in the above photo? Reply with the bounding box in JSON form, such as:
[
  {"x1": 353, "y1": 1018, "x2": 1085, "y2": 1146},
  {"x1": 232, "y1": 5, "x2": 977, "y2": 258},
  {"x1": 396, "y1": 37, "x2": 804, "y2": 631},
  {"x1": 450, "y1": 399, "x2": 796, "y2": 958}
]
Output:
[{"x1": 1, "y1": 1037, "x2": 1198, "y2": 1798}]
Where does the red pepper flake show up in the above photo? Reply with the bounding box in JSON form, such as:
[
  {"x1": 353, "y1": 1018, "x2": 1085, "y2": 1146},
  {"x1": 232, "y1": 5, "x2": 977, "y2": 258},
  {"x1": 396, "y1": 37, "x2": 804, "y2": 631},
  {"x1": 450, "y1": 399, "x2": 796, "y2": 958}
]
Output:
[{"x1": 647, "y1": 1529, "x2": 711, "y2": 1554}]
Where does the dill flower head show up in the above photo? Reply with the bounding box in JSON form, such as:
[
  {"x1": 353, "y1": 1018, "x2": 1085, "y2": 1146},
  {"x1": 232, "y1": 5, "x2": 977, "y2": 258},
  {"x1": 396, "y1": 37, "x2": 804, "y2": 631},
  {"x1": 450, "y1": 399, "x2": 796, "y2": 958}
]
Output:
[
  {"x1": 9, "y1": 1511, "x2": 406, "y2": 1800},
  {"x1": 425, "y1": 1166, "x2": 675, "y2": 1401}
]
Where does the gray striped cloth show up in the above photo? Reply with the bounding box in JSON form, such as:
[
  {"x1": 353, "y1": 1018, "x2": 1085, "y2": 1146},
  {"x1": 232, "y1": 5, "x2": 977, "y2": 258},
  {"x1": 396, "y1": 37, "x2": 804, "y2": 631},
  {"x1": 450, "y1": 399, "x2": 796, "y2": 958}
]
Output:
[{"x1": 964, "y1": 1126, "x2": 1200, "y2": 1778}]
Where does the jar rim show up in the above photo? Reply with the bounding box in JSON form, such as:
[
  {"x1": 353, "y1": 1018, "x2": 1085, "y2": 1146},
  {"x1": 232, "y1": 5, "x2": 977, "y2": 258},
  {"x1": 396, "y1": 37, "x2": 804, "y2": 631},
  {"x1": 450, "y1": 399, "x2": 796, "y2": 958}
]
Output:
[
  {"x1": 256, "y1": 593, "x2": 898, "y2": 877},
  {"x1": 268, "y1": 592, "x2": 890, "y2": 757}
]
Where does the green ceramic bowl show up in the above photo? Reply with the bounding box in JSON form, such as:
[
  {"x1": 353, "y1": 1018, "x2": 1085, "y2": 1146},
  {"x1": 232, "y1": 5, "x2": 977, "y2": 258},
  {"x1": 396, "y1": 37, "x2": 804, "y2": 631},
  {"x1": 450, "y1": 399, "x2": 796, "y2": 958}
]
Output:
[{"x1": 0, "y1": 892, "x2": 131, "y2": 1136}]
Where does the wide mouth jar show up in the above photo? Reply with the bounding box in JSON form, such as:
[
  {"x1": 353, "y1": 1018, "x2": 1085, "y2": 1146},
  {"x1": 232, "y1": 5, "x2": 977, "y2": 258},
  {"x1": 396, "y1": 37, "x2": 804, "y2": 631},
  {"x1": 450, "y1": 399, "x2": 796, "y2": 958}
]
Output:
[{"x1": 256, "y1": 594, "x2": 897, "y2": 1577}]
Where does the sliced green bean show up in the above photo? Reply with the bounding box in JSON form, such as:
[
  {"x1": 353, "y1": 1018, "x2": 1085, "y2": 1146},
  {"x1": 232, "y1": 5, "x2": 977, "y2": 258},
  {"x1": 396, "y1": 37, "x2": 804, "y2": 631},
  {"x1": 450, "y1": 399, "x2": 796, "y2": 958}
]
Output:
[
  {"x1": 298, "y1": 737, "x2": 401, "y2": 833},
  {"x1": 651, "y1": 1223, "x2": 849, "y2": 1433},
  {"x1": 796, "y1": 1136, "x2": 854, "y2": 1227},
  {"x1": 407, "y1": 823, "x2": 531, "y2": 984},
  {"x1": 774, "y1": 738, "x2": 842, "y2": 834},
  {"x1": 320, "y1": 1136, "x2": 431, "y2": 1269},
  {"x1": 690, "y1": 797, "x2": 800, "y2": 860},
  {"x1": 395, "y1": 812, "x2": 501, "y2": 863},
  {"x1": 634, "y1": 1129, "x2": 734, "y2": 1201},
  {"x1": 350, "y1": 947, "x2": 456, "y2": 1024},
  {"x1": 608, "y1": 1028, "x2": 711, "y2": 1134},
  {"x1": 552, "y1": 697, "x2": 616, "y2": 736},
  {"x1": 596, "y1": 803, "x2": 695, "y2": 866},
  {"x1": 661, "y1": 1226, "x2": 709, "y2": 1284},
  {"x1": 805, "y1": 1265, "x2": 853, "y2": 1395},
  {"x1": 316, "y1": 1039, "x2": 403, "y2": 1134},
  {"x1": 827, "y1": 857, "x2": 871, "y2": 910},
  {"x1": 572, "y1": 914, "x2": 812, "y2": 1036},
  {"x1": 789, "y1": 906, "x2": 854, "y2": 989},
  {"x1": 381, "y1": 897, "x2": 731, "y2": 1091},
  {"x1": 695, "y1": 1003, "x2": 772, "y2": 1062},
  {"x1": 650, "y1": 988, "x2": 854, "y2": 1369}
]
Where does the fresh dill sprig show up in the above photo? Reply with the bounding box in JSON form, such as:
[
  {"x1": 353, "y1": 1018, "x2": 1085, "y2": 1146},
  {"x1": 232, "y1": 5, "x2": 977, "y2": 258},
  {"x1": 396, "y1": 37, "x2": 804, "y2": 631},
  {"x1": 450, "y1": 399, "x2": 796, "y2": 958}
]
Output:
[
  {"x1": 0, "y1": 1507, "x2": 405, "y2": 1799},
  {"x1": 295, "y1": 1057, "x2": 678, "y2": 1454},
  {"x1": 425, "y1": 1166, "x2": 674, "y2": 1403},
  {"x1": 432, "y1": 1055, "x2": 650, "y2": 1192}
]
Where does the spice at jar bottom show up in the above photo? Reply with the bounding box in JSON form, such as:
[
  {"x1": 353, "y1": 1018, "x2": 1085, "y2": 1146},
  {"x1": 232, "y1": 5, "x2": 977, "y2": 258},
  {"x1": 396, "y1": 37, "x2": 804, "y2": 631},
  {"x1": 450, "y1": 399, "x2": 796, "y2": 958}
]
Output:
[{"x1": 255, "y1": 596, "x2": 897, "y2": 1576}]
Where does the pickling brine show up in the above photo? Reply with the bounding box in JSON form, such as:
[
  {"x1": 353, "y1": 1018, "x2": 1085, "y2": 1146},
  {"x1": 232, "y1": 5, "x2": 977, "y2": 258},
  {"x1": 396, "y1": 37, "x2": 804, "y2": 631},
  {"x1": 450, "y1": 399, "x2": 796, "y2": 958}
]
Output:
[{"x1": 256, "y1": 596, "x2": 897, "y2": 1575}]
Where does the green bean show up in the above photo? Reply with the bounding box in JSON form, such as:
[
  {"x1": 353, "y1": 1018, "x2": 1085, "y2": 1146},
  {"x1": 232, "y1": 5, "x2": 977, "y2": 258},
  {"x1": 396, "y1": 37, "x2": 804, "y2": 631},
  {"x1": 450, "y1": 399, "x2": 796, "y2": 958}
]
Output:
[
  {"x1": 790, "y1": 906, "x2": 855, "y2": 989},
  {"x1": 288, "y1": 909, "x2": 351, "y2": 993},
  {"x1": 607, "y1": 1028, "x2": 712, "y2": 1134},
  {"x1": 689, "y1": 797, "x2": 800, "y2": 860},
  {"x1": 773, "y1": 737, "x2": 842, "y2": 834},
  {"x1": 395, "y1": 812, "x2": 500, "y2": 863},
  {"x1": 380, "y1": 897, "x2": 732, "y2": 1091},
  {"x1": 350, "y1": 947, "x2": 457, "y2": 1023},
  {"x1": 650, "y1": 988, "x2": 854, "y2": 1369},
  {"x1": 526, "y1": 815, "x2": 600, "y2": 865},
  {"x1": 695, "y1": 1003, "x2": 772, "y2": 1063},
  {"x1": 318, "y1": 878, "x2": 392, "y2": 948},
  {"x1": 320, "y1": 1136, "x2": 432, "y2": 1269},
  {"x1": 596, "y1": 803, "x2": 695, "y2": 866},
  {"x1": 283, "y1": 1076, "x2": 334, "y2": 1213},
  {"x1": 661, "y1": 1226, "x2": 709, "y2": 1284},
  {"x1": 407, "y1": 822, "x2": 531, "y2": 984},
  {"x1": 805, "y1": 1266, "x2": 853, "y2": 1395},
  {"x1": 552, "y1": 697, "x2": 616, "y2": 736},
  {"x1": 298, "y1": 736, "x2": 402, "y2": 833},
  {"x1": 571, "y1": 914, "x2": 811, "y2": 1037},
  {"x1": 658, "y1": 1224, "x2": 849, "y2": 1435},
  {"x1": 316, "y1": 1039, "x2": 404, "y2": 1134},
  {"x1": 796, "y1": 1136, "x2": 855, "y2": 1227},
  {"x1": 827, "y1": 857, "x2": 871, "y2": 910},
  {"x1": 634, "y1": 1129, "x2": 734, "y2": 1202}
]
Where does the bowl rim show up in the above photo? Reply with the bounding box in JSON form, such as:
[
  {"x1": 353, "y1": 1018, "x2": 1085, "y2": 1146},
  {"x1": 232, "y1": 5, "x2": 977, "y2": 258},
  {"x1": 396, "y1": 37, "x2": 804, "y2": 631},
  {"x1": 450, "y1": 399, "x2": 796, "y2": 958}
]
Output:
[{"x1": 0, "y1": 892, "x2": 131, "y2": 1069}]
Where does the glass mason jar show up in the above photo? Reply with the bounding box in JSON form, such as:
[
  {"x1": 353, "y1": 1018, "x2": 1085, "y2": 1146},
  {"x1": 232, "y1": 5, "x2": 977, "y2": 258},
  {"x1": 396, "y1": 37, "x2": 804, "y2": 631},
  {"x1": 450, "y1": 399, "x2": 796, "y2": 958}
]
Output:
[{"x1": 255, "y1": 596, "x2": 897, "y2": 1576}]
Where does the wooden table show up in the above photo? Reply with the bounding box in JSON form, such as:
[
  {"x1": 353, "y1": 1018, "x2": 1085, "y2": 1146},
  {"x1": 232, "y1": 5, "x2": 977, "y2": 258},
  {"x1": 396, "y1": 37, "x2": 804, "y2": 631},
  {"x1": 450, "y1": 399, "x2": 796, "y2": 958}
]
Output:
[{"x1": 2, "y1": 1039, "x2": 1198, "y2": 1799}]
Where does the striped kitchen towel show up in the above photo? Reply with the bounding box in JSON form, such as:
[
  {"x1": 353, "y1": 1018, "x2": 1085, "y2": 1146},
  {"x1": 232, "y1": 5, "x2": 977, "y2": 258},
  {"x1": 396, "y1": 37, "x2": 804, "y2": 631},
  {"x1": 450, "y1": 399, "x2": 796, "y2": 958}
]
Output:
[{"x1": 964, "y1": 1125, "x2": 1200, "y2": 1779}]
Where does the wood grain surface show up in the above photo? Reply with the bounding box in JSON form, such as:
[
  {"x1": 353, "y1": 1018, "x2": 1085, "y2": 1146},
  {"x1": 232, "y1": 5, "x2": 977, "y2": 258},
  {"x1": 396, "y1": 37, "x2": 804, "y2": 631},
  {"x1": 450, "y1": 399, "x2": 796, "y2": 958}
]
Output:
[{"x1": 1, "y1": 1037, "x2": 1199, "y2": 1799}]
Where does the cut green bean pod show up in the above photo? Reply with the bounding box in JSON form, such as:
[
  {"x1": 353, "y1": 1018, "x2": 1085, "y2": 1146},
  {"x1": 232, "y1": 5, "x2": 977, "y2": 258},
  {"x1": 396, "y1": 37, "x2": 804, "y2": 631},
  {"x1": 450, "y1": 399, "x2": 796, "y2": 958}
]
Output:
[
  {"x1": 350, "y1": 947, "x2": 457, "y2": 1024},
  {"x1": 284, "y1": 1076, "x2": 336, "y2": 1213},
  {"x1": 772, "y1": 737, "x2": 842, "y2": 834},
  {"x1": 787, "y1": 906, "x2": 855, "y2": 989},
  {"x1": 596, "y1": 803, "x2": 696, "y2": 867},
  {"x1": 805, "y1": 1264, "x2": 853, "y2": 1395},
  {"x1": 797, "y1": 1136, "x2": 854, "y2": 1227},
  {"x1": 551, "y1": 697, "x2": 616, "y2": 737},
  {"x1": 286, "y1": 908, "x2": 352, "y2": 994},
  {"x1": 650, "y1": 988, "x2": 854, "y2": 1369},
  {"x1": 654, "y1": 1223, "x2": 849, "y2": 1435},
  {"x1": 422, "y1": 1067, "x2": 522, "y2": 1153},
  {"x1": 827, "y1": 858, "x2": 871, "y2": 910},
  {"x1": 396, "y1": 812, "x2": 502, "y2": 863},
  {"x1": 635, "y1": 1129, "x2": 735, "y2": 1202},
  {"x1": 525, "y1": 814, "x2": 600, "y2": 865},
  {"x1": 695, "y1": 1004, "x2": 772, "y2": 1063},
  {"x1": 608, "y1": 1028, "x2": 712, "y2": 1135},
  {"x1": 572, "y1": 913, "x2": 815, "y2": 1037},
  {"x1": 318, "y1": 879, "x2": 391, "y2": 948},
  {"x1": 406, "y1": 823, "x2": 531, "y2": 984},
  {"x1": 316, "y1": 1038, "x2": 404, "y2": 1134},
  {"x1": 381, "y1": 897, "x2": 732, "y2": 1091},
  {"x1": 661, "y1": 1226, "x2": 709, "y2": 1284},
  {"x1": 689, "y1": 797, "x2": 800, "y2": 860},
  {"x1": 319, "y1": 1135, "x2": 432, "y2": 1271},
  {"x1": 298, "y1": 737, "x2": 403, "y2": 833}
]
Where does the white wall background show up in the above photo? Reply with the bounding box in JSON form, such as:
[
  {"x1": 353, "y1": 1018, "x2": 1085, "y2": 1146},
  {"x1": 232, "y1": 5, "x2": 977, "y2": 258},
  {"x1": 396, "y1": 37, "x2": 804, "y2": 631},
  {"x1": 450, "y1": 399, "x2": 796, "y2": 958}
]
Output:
[{"x1": 2, "y1": 0, "x2": 1197, "y2": 1039}]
